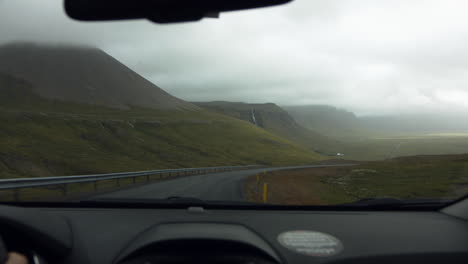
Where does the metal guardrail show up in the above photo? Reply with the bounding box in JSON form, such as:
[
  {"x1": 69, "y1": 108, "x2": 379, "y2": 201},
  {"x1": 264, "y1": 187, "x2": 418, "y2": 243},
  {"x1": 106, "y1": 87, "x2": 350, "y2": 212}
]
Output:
[{"x1": 0, "y1": 165, "x2": 261, "y2": 200}]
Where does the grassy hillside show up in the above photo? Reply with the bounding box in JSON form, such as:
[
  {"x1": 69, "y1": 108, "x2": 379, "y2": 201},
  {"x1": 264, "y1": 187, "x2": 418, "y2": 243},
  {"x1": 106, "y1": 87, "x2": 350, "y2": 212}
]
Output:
[
  {"x1": 194, "y1": 101, "x2": 344, "y2": 156},
  {"x1": 0, "y1": 79, "x2": 323, "y2": 179},
  {"x1": 245, "y1": 154, "x2": 468, "y2": 205}
]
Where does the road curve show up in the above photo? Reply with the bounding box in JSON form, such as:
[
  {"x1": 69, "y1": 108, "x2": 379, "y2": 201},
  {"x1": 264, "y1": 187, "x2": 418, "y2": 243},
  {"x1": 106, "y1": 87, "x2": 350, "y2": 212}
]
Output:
[{"x1": 92, "y1": 164, "x2": 355, "y2": 202}]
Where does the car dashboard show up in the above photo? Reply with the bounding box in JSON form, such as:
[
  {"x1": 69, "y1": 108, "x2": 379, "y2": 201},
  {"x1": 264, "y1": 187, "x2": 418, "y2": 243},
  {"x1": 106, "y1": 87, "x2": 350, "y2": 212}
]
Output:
[{"x1": 0, "y1": 204, "x2": 468, "y2": 264}]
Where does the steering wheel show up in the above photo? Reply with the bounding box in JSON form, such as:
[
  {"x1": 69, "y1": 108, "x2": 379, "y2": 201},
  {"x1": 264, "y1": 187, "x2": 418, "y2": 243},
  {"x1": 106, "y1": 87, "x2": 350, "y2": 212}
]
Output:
[{"x1": 0, "y1": 235, "x2": 7, "y2": 264}]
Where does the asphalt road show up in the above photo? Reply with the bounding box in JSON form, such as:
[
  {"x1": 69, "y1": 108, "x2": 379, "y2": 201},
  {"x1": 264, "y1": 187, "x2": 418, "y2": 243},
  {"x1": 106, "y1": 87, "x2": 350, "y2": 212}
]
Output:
[{"x1": 93, "y1": 164, "x2": 354, "y2": 202}]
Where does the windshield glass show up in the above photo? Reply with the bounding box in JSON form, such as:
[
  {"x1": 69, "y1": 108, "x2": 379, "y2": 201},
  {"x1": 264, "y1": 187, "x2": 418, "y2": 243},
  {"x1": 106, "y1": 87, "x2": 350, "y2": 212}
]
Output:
[{"x1": 1, "y1": 0, "x2": 468, "y2": 206}]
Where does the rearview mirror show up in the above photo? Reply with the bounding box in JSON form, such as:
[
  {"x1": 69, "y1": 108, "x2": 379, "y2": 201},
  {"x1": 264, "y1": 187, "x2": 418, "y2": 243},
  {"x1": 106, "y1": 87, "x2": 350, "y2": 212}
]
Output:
[{"x1": 64, "y1": 0, "x2": 293, "y2": 23}]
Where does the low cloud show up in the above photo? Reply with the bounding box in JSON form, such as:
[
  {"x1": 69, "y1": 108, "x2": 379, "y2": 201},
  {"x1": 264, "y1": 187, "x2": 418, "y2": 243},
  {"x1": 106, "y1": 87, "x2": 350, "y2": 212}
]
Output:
[{"x1": 2, "y1": 0, "x2": 468, "y2": 116}]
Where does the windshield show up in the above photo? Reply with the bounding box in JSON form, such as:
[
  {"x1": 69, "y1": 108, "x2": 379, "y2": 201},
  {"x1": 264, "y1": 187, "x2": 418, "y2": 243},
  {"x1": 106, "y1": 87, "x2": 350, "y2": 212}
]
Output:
[{"x1": 1, "y1": 0, "x2": 467, "y2": 207}]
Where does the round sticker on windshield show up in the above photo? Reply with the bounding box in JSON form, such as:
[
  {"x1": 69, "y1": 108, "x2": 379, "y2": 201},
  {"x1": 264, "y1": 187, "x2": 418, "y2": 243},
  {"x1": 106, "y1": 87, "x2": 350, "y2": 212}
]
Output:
[{"x1": 277, "y1": 231, "x2": 343, "y2": 257}]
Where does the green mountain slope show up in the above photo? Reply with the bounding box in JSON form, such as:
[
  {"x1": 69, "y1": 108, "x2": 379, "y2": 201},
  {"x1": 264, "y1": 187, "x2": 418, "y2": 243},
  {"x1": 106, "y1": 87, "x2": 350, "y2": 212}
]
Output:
[
  {"x1": 194, "y1": 101, "x2": 344, "y2": 155},
  {"x1": 0, "y1": 74, "x2": 323, "y2": 179}
]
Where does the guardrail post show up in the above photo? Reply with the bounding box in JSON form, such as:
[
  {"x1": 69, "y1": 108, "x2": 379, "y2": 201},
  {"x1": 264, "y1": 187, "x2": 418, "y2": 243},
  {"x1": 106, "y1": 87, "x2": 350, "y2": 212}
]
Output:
[
  {"x1": 132, "y1": 177, "x2": 136, "y2": 184},
  {"x1": 146, "y1": 175, "x2": 150, "y2": 182},
  {"x1": 62, "y1": 184, "x2": 68, "y2": 196},
  {"x1": 94, "y1": 181, "x2": 98, "y2": 191},
  {"x1": 13, "y1": 189, "x2": 19, "y2": 201},
  {"x1": 116, "y1": 178, "x2": 121, "y2": 187}
]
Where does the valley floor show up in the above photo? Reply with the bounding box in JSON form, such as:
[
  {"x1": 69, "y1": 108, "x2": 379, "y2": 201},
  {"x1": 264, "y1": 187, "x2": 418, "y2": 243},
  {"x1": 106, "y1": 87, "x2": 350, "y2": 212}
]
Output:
[{"x1": 333, "y1": 135, "x2": 468, "y2": 161}]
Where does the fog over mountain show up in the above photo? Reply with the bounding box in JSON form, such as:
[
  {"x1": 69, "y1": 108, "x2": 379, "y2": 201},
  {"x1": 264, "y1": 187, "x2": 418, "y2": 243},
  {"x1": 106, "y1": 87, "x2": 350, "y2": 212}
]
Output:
[
  {"x1": 359, "y1": 113, "x2": 468, "y2": 134},
  {"x1": 2, "y1": 0, "x2": 468, "y2": 116}
]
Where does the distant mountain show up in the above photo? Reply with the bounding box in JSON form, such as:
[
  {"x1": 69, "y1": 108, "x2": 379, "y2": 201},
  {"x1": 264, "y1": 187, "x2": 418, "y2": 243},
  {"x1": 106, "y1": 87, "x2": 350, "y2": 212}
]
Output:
[
  {"x1": 0, "y1": 43, "x2": 196, "y2": 110},
  {"x1": 279, "y1": 105, "x2": 468, "y2": 160},
  {"x1": 194, "y1": 101, "x2": 343, "y2": 155},
  {"x1": 283, "y1": 105, "x2": 364, "y2": 139},
  {"x1": 283, "y1": 105, "x2": 468, "y2": 137}
]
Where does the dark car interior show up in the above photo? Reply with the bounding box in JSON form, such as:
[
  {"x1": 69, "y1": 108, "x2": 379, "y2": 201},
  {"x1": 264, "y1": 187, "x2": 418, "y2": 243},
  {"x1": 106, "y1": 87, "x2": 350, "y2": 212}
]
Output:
[
  {"x1": 1, "y1": 1, "x2": 468, "y2": 264},
  {"x1": 1, "y1": 200, "x2": 468, "y2": 264}
]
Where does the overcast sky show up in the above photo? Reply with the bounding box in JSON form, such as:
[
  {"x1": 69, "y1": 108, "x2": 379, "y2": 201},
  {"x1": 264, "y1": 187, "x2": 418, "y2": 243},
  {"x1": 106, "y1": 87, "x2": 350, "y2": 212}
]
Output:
[{"x1": 1, "y1": 0, "x2": 468, "y2": 116}]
